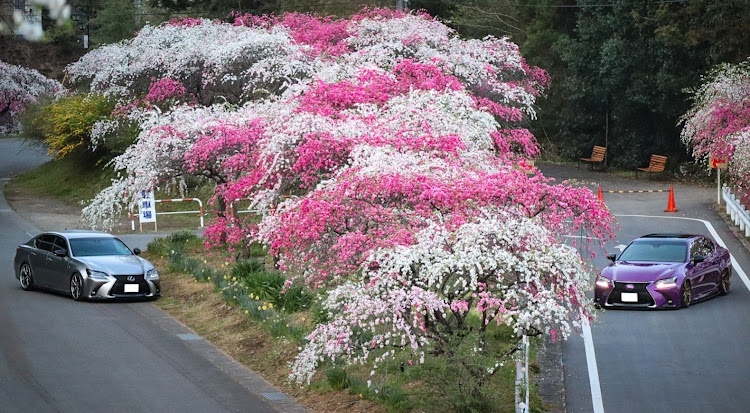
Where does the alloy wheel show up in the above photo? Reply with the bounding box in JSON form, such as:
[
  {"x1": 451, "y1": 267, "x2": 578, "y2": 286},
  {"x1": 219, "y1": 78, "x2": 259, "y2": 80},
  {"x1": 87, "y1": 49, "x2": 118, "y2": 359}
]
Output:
[
  {"x1": 19, "y1": 264, "x2": 33, "y2": 291},
  {"x1": 70, "y1": 273, "x2": 84, "y2": 301},
  {"x1": 720, "y1": 271, "x2": 731, "y2": 296},
  {"x1": 680, "y1": 281, "x2": 692, "y2": 308}
]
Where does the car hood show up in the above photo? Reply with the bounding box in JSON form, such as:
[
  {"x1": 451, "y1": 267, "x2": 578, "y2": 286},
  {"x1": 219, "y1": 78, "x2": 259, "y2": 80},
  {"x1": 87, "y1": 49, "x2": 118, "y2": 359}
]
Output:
[
  {"x1": 602, "y1": 262, "x2": 684, "y2": 283},
  {"x1": 75, "y1": 255, "x2": 150, "y2": 276}
]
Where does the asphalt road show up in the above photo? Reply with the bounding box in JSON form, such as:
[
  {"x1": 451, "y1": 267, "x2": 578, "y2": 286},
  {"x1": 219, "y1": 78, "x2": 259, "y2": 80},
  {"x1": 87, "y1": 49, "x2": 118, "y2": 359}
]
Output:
[
  {"x1": 0, "y1": 139, "x2": 302, "y2": 413},
  {"x1": 550, "y1": 169, "x2": 750, "y2": 412}
]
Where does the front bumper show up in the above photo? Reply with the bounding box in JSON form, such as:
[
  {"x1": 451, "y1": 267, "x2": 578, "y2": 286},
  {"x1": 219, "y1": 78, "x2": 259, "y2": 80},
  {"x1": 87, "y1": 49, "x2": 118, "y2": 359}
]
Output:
[
  {"x1": 595, "y1": 280, "x2": 681, "y2": 309},
  {"x1": 83, "y1": 275, "x2": 161, "y2": 300}
]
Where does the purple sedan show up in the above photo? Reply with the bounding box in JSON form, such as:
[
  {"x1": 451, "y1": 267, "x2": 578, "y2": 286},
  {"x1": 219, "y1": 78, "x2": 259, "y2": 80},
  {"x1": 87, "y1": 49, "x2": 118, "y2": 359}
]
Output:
[{"x1": 594, "y1": 234, "x2": 732, "y2": 309}]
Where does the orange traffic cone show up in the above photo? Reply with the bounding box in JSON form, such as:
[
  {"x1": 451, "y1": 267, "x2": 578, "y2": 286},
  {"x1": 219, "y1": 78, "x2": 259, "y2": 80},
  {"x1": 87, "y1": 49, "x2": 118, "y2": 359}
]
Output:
[
  {"x1": 598, "y1": 187, "x2": 604, "y2": 202},
  {"x1": 664, "y1": 186, "x2": 678, "y2": 212}
]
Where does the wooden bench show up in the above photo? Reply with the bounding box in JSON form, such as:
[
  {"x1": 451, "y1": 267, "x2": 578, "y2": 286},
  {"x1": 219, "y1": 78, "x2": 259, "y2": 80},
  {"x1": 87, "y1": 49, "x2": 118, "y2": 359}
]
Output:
[
  {"x1": 636, "y1": 154, "x2": 667, "y2": 179},
  {"x1": 578, "y1": 146, "x2": 607, "y2": 170}
]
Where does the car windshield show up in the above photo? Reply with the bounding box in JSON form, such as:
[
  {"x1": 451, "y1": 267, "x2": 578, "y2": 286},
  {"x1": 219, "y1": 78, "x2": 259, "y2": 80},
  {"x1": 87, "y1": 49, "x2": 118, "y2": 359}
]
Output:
[
  {"x1": 69, "y1": 237, "x2": 133, "y2": 257},
  {"x1": 618, "y1": 240, "x2": 687, "y2": 263}
]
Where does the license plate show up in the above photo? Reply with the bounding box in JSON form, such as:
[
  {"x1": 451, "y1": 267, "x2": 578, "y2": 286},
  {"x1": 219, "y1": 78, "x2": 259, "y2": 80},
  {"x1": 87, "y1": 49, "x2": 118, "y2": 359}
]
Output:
[
  {"x1": 124, "y1": 284, "x2": 139, "y2": 293},
  {"x1": 621, "y1": 292, "x2": 638, "y2": 303}
]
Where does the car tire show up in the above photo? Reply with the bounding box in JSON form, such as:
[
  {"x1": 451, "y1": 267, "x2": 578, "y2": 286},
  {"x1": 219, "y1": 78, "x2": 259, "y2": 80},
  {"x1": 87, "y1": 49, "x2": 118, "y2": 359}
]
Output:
[
  {"x1": 680, "y1": 280, "x2": 692, "y2": 308},
  {"x1": 19, "y1": 263, "x2": 34, "y2": 291},
  {"x1": 70, "y1": 273, "x2": 85, "y2": 301},
  {"x1": 719, "y1": 269, "x2": 731, "y2": 296}
]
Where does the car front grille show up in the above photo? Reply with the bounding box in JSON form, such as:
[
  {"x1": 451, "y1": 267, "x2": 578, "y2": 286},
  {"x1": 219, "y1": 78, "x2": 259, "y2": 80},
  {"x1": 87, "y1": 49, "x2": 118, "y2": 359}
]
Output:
[
  {"x1": 110, "y1": 274, "x2": 149, "y2": 296},
  {"x1": 607, "y1": 281, "x2": 655, "y2": 306}
]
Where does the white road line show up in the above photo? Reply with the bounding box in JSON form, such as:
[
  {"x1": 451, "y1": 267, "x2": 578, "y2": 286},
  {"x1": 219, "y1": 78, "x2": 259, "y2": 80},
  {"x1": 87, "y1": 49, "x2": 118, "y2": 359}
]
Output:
[
  {"x1": 617, "y1": 215, "x2": 750, "y2": 292},
  {"x1": 581, "y1": 312, "x2": 605, "y2": 413}
]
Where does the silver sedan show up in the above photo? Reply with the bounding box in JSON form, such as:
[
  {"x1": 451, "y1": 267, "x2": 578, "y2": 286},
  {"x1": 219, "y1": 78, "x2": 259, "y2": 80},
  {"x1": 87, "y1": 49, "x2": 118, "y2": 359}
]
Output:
[{"x1": 14, "y1": 230, "x2": 160, "y2": 301}]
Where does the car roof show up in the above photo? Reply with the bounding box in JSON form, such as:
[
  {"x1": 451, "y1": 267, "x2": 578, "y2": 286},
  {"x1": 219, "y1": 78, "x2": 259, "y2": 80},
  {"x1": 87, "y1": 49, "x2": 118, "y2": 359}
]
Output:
[
  {"x1": 635, "y1": 233, "x2": 697, "y2": 242},
  {"x1": 45, "y1": 230, "x2": 115, "y2": 239},
  {"x1": 640, "y1": 233, "x2": 695, "y2": 239}
]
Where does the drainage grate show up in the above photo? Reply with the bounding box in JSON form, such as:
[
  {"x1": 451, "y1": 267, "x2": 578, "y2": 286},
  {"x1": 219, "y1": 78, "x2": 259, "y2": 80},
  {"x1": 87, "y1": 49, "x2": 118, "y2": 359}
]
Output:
[
  {"x1": 177, "y1": 333, "x2": 202, "y2": 341},
  {"x1": 260, "y1": 392, "x2": 288, "y2": 401}
]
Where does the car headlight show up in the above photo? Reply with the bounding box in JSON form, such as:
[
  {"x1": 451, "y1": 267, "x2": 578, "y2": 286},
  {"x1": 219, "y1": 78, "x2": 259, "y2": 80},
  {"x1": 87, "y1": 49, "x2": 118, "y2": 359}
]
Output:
[
  {"x1": 88, "y1": 269, "x2": 110, "y2": 281},
  {"x1": 595, "y1": 275, "x2": 613, "y2": 288},
  {"x1": 146, "y1": 268, "x2": 159, "y2": 280},
  {"x1": 655, "y1": 276, "x2": 678, "y2": 289}
]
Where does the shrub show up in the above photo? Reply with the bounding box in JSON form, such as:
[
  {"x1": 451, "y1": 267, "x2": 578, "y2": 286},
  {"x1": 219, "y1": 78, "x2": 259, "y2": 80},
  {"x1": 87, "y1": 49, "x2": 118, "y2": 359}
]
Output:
[
  {"x1": 274, "y1": 285, "x2": 312, "y2": 312},
  {"x1": 325, "y1": 367, "x2": 349, "y2": 391},
  {"x1": 33, "y1": 94, "x2": 115, "y2": 158},
  {"x1": 375, "y1": 385, "x2": 411, "y2": 413},
  {"x1": 233, "y1": 261, "x2": 285, "y2": 300},
  {"x1": 168, "y1": 230, "x2": 201, "y2": 245}
]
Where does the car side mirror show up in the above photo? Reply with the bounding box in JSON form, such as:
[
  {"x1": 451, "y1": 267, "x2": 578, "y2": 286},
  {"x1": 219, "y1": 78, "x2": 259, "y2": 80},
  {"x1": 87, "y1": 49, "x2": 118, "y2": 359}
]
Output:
[
  {"x1": 53, "y1": 249, "x2": 68, "y2": 257},
  {"x1": 607, "y1": 253, "x2": 617, "y2": 262},
  {"x1": 692, "y1": 254, "x2": 706, "y2": 264},
  {"x1": 133, "y1": 248, "x2": 141, "y2": 255}
]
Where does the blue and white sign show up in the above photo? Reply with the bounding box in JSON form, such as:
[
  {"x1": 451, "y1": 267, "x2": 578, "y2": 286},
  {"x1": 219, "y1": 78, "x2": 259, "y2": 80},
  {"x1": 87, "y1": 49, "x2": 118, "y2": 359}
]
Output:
[{"x1": 138, "y1": 190, "x2": 156, "y2": 223}]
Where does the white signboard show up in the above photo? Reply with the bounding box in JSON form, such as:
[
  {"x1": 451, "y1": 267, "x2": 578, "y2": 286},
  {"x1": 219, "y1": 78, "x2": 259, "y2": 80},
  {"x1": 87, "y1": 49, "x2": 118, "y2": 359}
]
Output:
[{"x1": 137, "y1": 190, "x2": 156, "y2": 223}]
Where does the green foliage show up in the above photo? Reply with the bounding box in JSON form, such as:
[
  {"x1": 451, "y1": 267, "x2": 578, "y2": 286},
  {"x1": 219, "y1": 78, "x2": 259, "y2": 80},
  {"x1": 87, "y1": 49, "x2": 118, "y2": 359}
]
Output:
[
  {"x1": 150, "y1": 0, "x2": 279, "y2": 18},
  {"x1": 233, "y1": 261, "x2": 285, "y2": 299},
  {"x1": 33, "y1": 94, "x2": 115, "y2": 159},
  {"x1": 230, "y1": 259, "x2": 312, "y2": 312},
  {"x1": 310, "y1": 297, "x2": 331, "y2": 325},
  {"x1": 42, "y1": 19, "x2": 80, "y2": 53},
  {"x1": 17, "y1": 99, "x2": 51, "y2": 142},
  {"x1": 448, "y1": 0, "x2": 522, "y2": 40},
  {"x1": 5, "y1": 151, "x2": 116, "y2": 204},
  {"x1": 325, "y1": 367, "x2": 349, "y2": 391},
  {"x1": 248, "y1": 241, "x2": 268, "y2": 257},
  {"x1": 374, "y1": 384, "x2": 411, "y2": 413},
  {"x1": 169, "y1": 230, "x2": 201, "y2": 245},
  {"x1": 275, "y1": 285, "x2": 312, "y2": 312},
  {"x1": 277, "y1": 0, "x2": 382, "y2": 17},
  {"x1": 266, "y1": 313, "x2": 306, "y2": 341},
  {"x1": 90, "y1": 0, "x2": 141, "y2": 45}
]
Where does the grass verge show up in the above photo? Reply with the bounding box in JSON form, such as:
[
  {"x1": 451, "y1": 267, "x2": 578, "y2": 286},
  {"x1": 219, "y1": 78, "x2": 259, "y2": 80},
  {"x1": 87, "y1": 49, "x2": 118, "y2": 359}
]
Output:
[{"x1": 144, "y1": 232, "x2": 547, "y2": 413}]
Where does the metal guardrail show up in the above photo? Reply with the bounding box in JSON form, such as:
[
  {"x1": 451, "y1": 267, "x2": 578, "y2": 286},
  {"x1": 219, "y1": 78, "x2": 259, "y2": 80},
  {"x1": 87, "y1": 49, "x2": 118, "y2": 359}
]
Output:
[{"x1": 722, "y1": 186, "x2": 750, "y2": 238}]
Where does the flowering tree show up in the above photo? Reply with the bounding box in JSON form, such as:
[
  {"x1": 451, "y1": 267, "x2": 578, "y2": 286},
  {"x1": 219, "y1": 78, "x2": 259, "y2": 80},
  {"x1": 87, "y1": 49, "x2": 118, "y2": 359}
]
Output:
[
  {"x1": 681, "y1": 58, "x2": 750, "y2": 203},
  {"x1": 77, "y1": 9, "x2": 614, "y2": 393},
  {"x1": 0, "y1": 60, "x2": 64, "y2": 134}
]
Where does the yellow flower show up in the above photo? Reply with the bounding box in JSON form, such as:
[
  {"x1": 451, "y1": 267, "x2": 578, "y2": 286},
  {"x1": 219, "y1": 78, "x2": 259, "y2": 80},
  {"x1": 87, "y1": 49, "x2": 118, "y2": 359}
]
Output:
[
  {"x1": 302, "y1": 317, "x2": 306, "y2": 321},
  {"x1": 207, "y1": 277, "x2": 211, "y2": 280},
  {"x1": 262, "y1": 305, "x2": 267, "y2": 310},
  {"x1": 233, "y1": 296, "x2": 237, "y2": 299},
  {"x1": 286, "y1": 324, "x2": 289, "y2": 327},
  {"x1": 268, "y1": 303, "x2": 274, "y2": 309},
  {"x1": 245, "y1": 310, "x2": 249, "y2": 314}
]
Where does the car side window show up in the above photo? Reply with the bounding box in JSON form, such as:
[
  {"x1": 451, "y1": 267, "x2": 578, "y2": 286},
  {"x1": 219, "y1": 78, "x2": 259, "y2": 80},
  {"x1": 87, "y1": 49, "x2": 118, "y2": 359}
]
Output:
[
  {"x1": 691, "y1": 237, "x2": 714, "y2": 258},
  {"x1": 53, "y1": 236, "x2": 68, "y2": 253},
  {"x1": 36, "y1": 234, "x2": 56, "y2": 252},
  {"x1": 699, "y1": 238, "x2": 715, "y2": 256}
]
